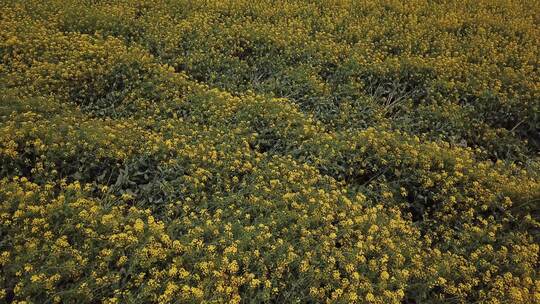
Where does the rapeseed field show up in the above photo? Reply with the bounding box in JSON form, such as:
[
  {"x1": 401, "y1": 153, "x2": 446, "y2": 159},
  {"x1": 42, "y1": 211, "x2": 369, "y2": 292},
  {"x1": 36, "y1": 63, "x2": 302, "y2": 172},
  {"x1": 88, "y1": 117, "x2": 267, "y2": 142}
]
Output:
[{"x1": 0, "y1": 0, "x2": 539, "y2": 303}]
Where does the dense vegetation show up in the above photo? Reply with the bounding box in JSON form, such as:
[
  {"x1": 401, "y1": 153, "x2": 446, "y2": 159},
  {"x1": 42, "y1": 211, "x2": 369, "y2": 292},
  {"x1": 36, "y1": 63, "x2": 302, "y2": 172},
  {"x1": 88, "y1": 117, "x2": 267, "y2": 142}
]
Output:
[{"x1": 1, "y1": 0, "x2": 539, "y2": 303}]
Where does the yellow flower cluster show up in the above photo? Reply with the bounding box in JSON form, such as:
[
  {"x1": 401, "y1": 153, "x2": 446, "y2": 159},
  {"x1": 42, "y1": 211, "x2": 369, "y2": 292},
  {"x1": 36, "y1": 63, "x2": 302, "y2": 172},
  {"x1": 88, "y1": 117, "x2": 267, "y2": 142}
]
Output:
[{"x1": 0, "y1": 0, "x2": 539, "y2": 303}]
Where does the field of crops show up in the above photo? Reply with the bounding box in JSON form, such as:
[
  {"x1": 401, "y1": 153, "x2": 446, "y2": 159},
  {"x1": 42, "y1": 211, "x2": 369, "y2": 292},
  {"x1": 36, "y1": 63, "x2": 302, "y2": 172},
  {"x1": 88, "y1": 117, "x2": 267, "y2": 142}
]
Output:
[{"x1": 1, "y1": 0, "x2": 539, "y2": 303}]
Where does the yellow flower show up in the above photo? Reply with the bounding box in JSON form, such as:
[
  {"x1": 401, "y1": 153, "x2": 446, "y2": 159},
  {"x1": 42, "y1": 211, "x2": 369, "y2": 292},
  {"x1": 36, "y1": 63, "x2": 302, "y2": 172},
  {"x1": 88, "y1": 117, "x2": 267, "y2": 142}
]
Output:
[
  {"x1": 250, "y1": 278, "x2": 261, "y2": 288},
  {"x1": 229, "y1": 260, "x2": 239, "y2": 273},
  {"x1": 133, "y1": 219, "x2": 145, "y2": 233},
  {"x1": 365, "y1": 292, "x2": 375, "y2": 302}
]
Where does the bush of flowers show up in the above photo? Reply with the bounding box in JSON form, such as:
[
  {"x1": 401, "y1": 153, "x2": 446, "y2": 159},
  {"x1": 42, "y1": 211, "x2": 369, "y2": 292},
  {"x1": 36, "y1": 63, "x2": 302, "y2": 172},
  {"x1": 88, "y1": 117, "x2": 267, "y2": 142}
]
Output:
[{"x1": 1, "y1": 0, "x2": 539, "y2": 303}]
